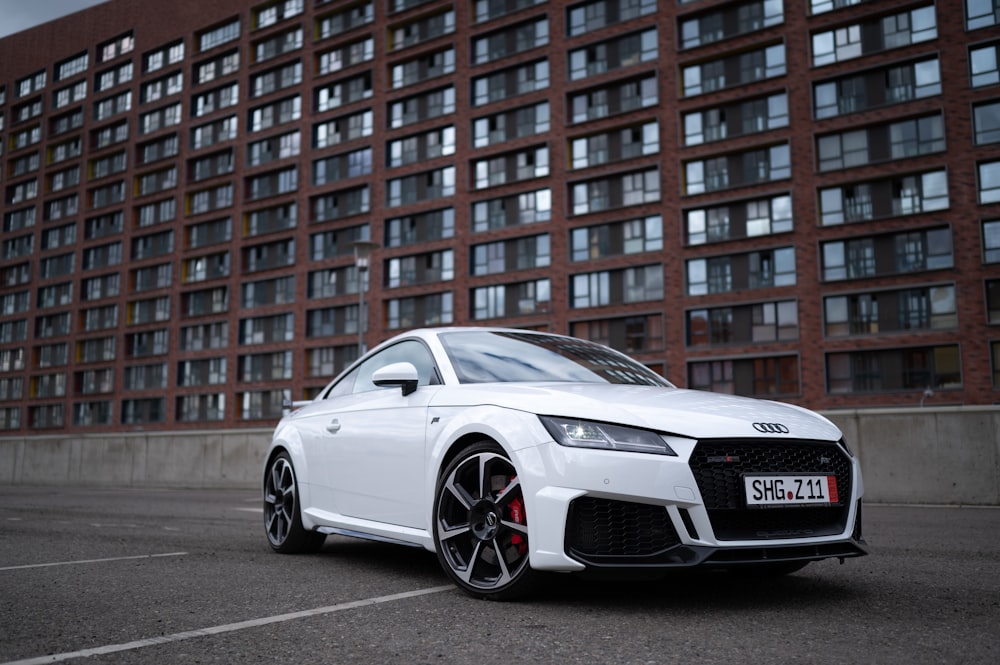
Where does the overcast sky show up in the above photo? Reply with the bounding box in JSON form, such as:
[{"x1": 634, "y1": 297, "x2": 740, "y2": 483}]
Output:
[{"x1": 0, "y1": 0, "x2": 108, "y2": 38}]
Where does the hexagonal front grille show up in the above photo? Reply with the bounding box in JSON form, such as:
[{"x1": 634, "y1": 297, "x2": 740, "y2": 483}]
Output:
[
  {"x1": 689, "y1": 439, "x2": 853, "y2": 541},
  {"x1": 566, "y1": 497, "x2": 680, "y2": 560}
]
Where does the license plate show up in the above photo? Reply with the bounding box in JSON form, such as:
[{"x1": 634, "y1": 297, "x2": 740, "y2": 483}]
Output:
[{"x1": 744, "y1": 475, "x2": 839, "y2": 507}]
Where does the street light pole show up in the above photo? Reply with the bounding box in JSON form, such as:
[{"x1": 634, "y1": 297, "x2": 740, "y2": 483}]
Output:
[{"x1": 351, "y1": 240, "x2": 379, "y2": 360}]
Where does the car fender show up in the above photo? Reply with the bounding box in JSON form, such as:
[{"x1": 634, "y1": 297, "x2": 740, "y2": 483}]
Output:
[
  {"x1": 265, "y1": 420, "x2": 321, "y2": 531},
  {"x1": 423, "y1": 404, "x2": 551, "y2": 542}
]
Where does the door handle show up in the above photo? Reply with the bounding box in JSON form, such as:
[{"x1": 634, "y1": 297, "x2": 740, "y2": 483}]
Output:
[{"x1": 326, "y1": 419, "x2": 341, "y2": 434}]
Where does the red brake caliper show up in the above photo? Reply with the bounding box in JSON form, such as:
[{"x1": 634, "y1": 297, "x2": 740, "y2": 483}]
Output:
[{"x1": 507, "y1": 476, "x2": 527, "y2": 556}]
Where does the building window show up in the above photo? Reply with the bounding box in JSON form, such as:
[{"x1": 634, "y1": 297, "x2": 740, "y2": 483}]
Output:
[
  {"x1": 472, "y1": 235, "x2": 548, "y2": 276},
  {"x1": 567, "y1": 0, "x2": 656, "y2": 36},
  {"x1": 243, "y1": 239, "x2": 296, "y2": 273},
  {"x1": 821, "y1": 227, "x2": 953, "y2": 281},
  {"x1": 473, "y1": 59, "x2": 548, "y2": 106},
  {"x1": 569, "y1": 74, "x2": 657, "y2": 124},
  {"x1": 317, "y1": 37, "x2": 373, "y2": 75},
  {"x1": 176, "y1": 394, "x2": 226, "y2": 423},
  {"x1": 238, "y1": 390, "x2": 289, "y2": 421},
  {"x1": 240, "y1": 313, "x2": 294, "y2": 346},
  {"x1": 472, "y1": 189, "x2": 551, "y2": 231},
  {"x1": 569, "y1": 28, "x2": 656, "y2": 81},
  {"x1": 195, "y1": 49, "x2": 240, "y2": 84},
  {"x1": 687, "y1": 247, "x2": 795, "y2": 296},
  {"x1": 971, "y1": 42, "x2": 1000, "y2": 87},
  {"x1": 254, "y1": 26, "x2": 303, "y2": 64},
  {"x1": 817, "y1": 114, "x2": 944, "y2": 173},
  {"x1": 315, "y1": 72, "x2": 373, "y2": 111},
  {"x1": 683, "y1": 43, "x2": 785, "y2": 97},
  {"x1": 968, "y1": 0, "x2": 1000, "y2": 30},
  {"x1": 244, "y1": 203, "x2": 296, "y2": 238},
  {"x1": 684, "y1": 92, "x2": 788, "y2": 146},
  {"x1": 386, "y1": 167, "x2": 455, "y2": 207},
  {"x1": 473, "y1": 102, "x2": 549, "y2": 149},
  {"x1": 240, "y1": 276, "x2": 295, "y2": 309},
  {"x1": 827, "y1": 346, "x2": 961, "y2": 393},
  {"x1": 386, "y1": 249, "x2": 455, "y2": 287},
  {"x1": 140, "y1": 102, "x2": 182, "y2": 135},
  {"x1": 572, "y1": 265, "x2": 663, "y2": 308},
  {"x1": 177, "y1": 358, "x2": 226, "y2": 387},
  {"x1": 391, "y1": 48, "x2": 455, "y2": 88},
  {"x1": 684, "y1": 144, "x2": 789, "y2": 195},
  {"x1": 473, "y1": 17, "x2": 548, "y2": 64},
  {"x1": 680, "y1": 0, "x2": 783, "y2": 49},
  {"x1": 571, "y1": 168, "x2": 660, "y2": 215},
  {"x1": 570, "y1": 120, "x2": 658, "y2": 169},
  {"x1": 386, "y1": 292, "x2": 454, "y2": 329},
  {"x1": 181, "y1": 252, "x2": 230, "y2": 283},
  {"x1": 689, "y1": 356, "x2": 800, "y2": 397},
  {"x1": 819, "y1": 170, "x2": 948, "y2": 226},
  {"x1": 814, "y1": 57, "x2": 940, "y2": 119},
  {"x1": 389, "y1": 9, "x2": 455, "y2": 51},
  {"x1": 980, "y1": 160, "x2": 1000, "y2": 204},
  {"x1": 99, "y1": 32, "x2": 135, "y2": 62},
  {"x1": 975, "y1": 101, "x2": 1000, "y2": 145},
  {"x1": 571, "y1": 315, "x2": 663, "y2": 355},
  {"x1": 199, "y1": 19, "x2": 241, "y2": 52},
  {"x1": 686, "y1": 194, "x2": 791, "y2": 245},
  {"x1": 253, "y1": 0, "x2": 303, "y2": 30},
  {"x1": 824, "y1": 285, "x2": 957, "y2": 336},
  {"x1": 474, "y1": 146, "x2": 548, "y2": 189},
  {"x1": 180, "y1": 322, "x2": 229, "y2": 351},
  {"x1": 385, "y1": 208, "x2": 455, "y2": 247},
  {"x1": 472, "y1": 279, "x2": 550, "y2": 320},
  {"x1": 122, "y1": 399, "x2": 165, "y2": 425},
  {"x1": 145, "y1": 40, "x2": 185, "y2": 73},
  {"x1": 314, "y1": 109, "x2": 373, "y2": 148},
  {"x1": 307, "y1": 305, "x2": 359, "y2": 337},
  {"x1": 812, "y1": 5, "x2": 936, "y2": 66},
  {"x1": 316, "y1": 1, "x2": 374, "y2": 41},
  {"x1": 311, "y1": 185, "x2": 371, "y2": 221},
  {"x1": 476, "y1": 0, "x2": 546, "y2": 23},
  {"x1": 193, "y1": 82, "x2": 240, "y2": 118},
  {"x1": 571, "y1": 215, "x2": 663, "y2": 261},
  {"x1": 387, "y1": 127, "x2": 454, "y2": 167}
]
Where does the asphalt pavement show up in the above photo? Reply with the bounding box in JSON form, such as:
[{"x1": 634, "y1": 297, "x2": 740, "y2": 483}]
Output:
[{"x1": 0, "y1": 487, "x2": 997, "y2": 664}]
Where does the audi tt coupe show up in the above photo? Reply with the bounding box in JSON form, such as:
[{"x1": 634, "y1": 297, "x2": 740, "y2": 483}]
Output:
[{"x1": 263, "y1": 327, "x2": 867, "y2": 599}]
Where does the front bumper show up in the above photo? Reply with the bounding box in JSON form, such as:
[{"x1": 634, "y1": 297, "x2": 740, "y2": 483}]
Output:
[{"x1": 521, "y1": 437, "x2": 867, "y2": 573}]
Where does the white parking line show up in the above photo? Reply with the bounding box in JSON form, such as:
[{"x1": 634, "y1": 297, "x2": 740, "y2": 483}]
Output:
[
  {"x1": 0, "y1": 552, "x2": 187, "y2": 572},
  {"x1": 0, "y1": 585, "x2": 453, "y2": 665}
]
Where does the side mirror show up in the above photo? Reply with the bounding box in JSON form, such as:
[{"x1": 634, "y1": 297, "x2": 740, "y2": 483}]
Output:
[{"x1": 372, "y1": 362, "x2": 420, "y2": 396}]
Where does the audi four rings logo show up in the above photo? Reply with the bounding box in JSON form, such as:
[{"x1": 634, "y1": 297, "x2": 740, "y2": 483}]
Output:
[{"x1": 752, "y1": 422, "x2": 790, "y2": 434}]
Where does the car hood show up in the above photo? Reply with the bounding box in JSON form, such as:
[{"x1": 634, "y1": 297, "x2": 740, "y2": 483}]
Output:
[{"x1": 432, "y1": 383, "x2": 842, "y2": 442}]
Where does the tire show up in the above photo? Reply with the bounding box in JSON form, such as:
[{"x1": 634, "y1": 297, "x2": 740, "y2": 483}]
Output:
[
  {"x1": 263, "y1": 451, "x2": 325, "y2": 554},
  {"x1": 433, "y1": 441, "x2": 537, "y2": 600}
]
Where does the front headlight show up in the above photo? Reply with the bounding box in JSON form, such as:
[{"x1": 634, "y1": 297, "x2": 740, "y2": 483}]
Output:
[{"x1": 540, "y1": 416, "x2": 677, "y2": 456}]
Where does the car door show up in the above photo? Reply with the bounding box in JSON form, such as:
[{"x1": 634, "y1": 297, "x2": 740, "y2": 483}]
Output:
[{"x1": 322, "y1": 339, "x2": 440, "y2": 529}]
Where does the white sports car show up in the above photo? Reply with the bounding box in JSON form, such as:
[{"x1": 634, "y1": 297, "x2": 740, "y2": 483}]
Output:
[{"x1": 263, "y1": 327, "x2": 866, "y2": 599}]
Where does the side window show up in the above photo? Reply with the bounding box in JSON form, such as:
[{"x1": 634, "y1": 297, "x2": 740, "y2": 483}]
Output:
[{"x1": 352, "y1": 340, "x2": 438, "y2": 394}]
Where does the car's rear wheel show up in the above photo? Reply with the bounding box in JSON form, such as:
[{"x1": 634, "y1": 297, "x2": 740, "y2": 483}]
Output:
[
  {"x1": 263, "y1": 452, "x2": 325, "y2": 554},
  {"x1": 434, "y1": 441, "x2": 537, "y2": 600}
]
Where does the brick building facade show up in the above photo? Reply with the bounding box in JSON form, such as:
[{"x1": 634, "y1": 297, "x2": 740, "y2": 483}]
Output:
[{"x1": 0, "y1": 0, "x2": 998, "y2": 433}]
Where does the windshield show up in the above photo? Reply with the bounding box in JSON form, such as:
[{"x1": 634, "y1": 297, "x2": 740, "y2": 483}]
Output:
[{"x1": 440, "y1": 331, "x2": 673, "y2": 387}]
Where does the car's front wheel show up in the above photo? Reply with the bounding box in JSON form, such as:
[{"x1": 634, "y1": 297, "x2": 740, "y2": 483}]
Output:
[
  {"x1": 434, "y1": 442, "x2": 537, "y2": 600},
  {"x1": 263, "y1": 451, "x2": 325, "y2": 554}
]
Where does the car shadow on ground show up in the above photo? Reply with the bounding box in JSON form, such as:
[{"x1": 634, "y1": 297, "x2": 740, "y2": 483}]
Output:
[{"x1": 307, "y1": 536, "x2": 866, "y2": 609}]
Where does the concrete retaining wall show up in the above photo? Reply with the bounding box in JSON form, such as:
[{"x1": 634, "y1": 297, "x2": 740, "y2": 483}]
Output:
[
  {"x1": 0, "y1": 429, "x2": 267, "y2": 489},
  {"x1": 1, "y1": 407, "x2": 998, "y2": 504}
]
